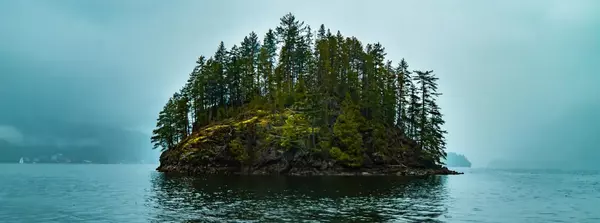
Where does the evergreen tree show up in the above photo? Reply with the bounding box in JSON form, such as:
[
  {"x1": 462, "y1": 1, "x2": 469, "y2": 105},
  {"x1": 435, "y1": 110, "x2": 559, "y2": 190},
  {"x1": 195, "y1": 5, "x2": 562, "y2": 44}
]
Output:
[
  {"x1": 151, "y1": 98, "x2": 176, "y2": 151},
  {"x1": 383, "y1": 60, "x2": 398, "y2": 126},
  {"x1": 240, "y1": 32, "x2": 260, "y2": 102},
  {"x1": 214, "y1": 42, "x2": 228, "y2": 110},
  {"x1": 345, "y1": 37, "x2": 364, "y2": 101},
  {"x1": 276, "y1": 13, "x2": 307, "y2": 98},
  {"x1": 185, "y1": 56, "x2": 205, "y2": 130},
  {"x1": 415, "y1": 70, "x2": 447, "y2": 165},
  {"x1": 258, "y1": 29, "x2": 277, "y2": 101},
  {"x1": 332, "y1": 93, "x2": 364, "y2": 166},
  {"x1": 313, "y1": 28, "x2": 335, "y2": 143},
  {"x1": 317, "y1": 24, "x2": 327, "y2": 41},
  {"x1": 415, "y1": 70, "x2": 431, "y2": 148},
  {"x1": 227, "y1": 45, "x2": 242, "y2": 107},
  {"x1": 396, "y1": 59, "x2": 411, "y2": 133},
  {"x1": 173, "y1": 91, "x2": 190, "y2": 140},
  {"x1": 407, "y1": 77, "x2": 421, "y2": 141}
]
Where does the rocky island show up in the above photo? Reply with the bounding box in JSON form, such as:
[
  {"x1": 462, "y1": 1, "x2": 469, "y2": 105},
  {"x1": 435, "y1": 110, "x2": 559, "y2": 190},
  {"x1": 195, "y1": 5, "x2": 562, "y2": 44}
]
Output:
[
  {"x1": 152, "y1": 14, "x2": 461, "y2": 176},
  {"x1": 444, "y1": 152, "x2": 472, "y2": 168}
]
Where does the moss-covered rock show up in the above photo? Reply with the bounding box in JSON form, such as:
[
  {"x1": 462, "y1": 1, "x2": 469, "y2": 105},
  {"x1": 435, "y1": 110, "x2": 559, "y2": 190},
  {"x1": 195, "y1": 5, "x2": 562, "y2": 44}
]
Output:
[{"x1": 157, "y1": 108, "x2": 462, "y2": 176}]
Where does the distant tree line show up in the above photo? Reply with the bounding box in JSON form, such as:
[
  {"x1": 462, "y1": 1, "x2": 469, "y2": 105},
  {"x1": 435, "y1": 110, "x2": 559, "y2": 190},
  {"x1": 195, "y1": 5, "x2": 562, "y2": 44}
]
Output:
[
  {"x1": 444, "y1": 152, "x2": 472, "y2": 168},
  {"x1": 152, "y1": 13, "x2": 448, "y2": 166}
]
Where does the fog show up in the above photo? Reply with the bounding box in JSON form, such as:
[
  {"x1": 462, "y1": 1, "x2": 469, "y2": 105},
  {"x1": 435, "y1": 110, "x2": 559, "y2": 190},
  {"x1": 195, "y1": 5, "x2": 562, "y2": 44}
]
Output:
[{"x1": 1, "y1": 0, "x2": 598, "y2": 166}]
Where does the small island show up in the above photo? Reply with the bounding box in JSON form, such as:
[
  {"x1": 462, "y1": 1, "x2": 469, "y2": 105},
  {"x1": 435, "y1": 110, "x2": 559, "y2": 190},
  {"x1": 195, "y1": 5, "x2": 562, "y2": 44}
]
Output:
[
  {"x1": 444, "y1": 152, "x2": 472, "y2": 168},
  {"x1": 152, "y1": 14, "x2": 461, "y2": 176}
]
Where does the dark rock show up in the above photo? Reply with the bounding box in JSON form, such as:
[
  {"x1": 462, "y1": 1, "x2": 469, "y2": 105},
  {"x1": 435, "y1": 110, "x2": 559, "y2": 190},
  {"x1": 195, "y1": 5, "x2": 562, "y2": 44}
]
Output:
[
  {"x1": 362, "y1": 154, "x2": 374, "y2": 168},
  {"x1": 371, "y1": 152, "x2": 386, "y2": 165},
  {"x1": 156, "y1": 110, "x2": 463, "y2": 177}
]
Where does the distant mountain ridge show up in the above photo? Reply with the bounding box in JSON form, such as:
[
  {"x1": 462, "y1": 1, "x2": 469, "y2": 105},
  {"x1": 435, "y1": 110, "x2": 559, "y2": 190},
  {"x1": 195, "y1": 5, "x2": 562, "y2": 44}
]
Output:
[{"x1": 0, "y1": 122, "x2": 157, "y2": 164}]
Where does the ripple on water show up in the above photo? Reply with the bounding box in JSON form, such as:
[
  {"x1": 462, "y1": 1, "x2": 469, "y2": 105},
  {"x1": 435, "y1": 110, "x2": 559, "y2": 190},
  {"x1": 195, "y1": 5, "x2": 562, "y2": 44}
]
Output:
[{"x1": 1, "y1": 165, "x2": 600, "y2": 222}]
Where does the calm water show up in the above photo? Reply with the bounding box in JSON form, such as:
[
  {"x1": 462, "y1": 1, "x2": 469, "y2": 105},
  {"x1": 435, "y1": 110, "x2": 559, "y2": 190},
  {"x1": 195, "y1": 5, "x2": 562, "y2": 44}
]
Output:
[{"x1": 0, "y1": 165, "x2": 599, "y2": 223}]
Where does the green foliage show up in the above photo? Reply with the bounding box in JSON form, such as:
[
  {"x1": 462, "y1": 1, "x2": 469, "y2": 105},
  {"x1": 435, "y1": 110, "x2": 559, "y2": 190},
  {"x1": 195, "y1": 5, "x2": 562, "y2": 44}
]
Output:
[
  {"x1": 318, "y1": 137, "x2": 332, "y2": 153},
  {"x1": 371, "y1": 121, "x2": 388, "y2": 152},
  {"x1": 329, "y1": 147, "x2": 350, "y2": 163},
  {"x1": 280, "y1": 111, "x2": 314, "y2": 150},
  {"x1": 152, "y1": 13, "x2": 448, "y2": 168},
  {"x1": 332, "y1": 94, "x2": 364, "y2": 166},
  {"x1": 228, "y1": 137, "x2": 249, "y2": 162}
]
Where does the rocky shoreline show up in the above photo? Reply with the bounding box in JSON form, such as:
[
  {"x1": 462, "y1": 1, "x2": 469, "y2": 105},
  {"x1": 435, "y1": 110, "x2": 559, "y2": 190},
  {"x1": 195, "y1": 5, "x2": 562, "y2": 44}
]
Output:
[{"x1": 156, "y1": 163, "x2": 463, "y2": 176}]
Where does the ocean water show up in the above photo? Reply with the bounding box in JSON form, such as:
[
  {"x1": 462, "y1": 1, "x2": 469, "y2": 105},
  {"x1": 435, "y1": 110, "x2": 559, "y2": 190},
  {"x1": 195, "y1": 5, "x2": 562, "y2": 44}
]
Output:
[{"x1": 0, "y1": 164, "x2": 598, "y2": 223}]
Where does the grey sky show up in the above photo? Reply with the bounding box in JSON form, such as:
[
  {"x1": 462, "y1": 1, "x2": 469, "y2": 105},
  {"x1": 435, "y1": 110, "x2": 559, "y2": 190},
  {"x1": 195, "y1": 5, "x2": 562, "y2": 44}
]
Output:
[{"x1": 1, "y1": 0, "x2": 598, "y2": 166}]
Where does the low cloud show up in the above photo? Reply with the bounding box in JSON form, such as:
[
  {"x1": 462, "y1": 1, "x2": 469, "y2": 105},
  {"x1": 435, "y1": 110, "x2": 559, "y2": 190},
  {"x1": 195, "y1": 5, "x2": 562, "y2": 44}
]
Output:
[{"x1": 0, "y1": 125, "x2": 24, "y2": 145}]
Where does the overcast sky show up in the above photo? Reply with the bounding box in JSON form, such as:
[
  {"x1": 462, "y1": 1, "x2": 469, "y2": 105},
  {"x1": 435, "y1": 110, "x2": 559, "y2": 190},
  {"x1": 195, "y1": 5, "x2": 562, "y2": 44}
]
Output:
[{"x1": 1, "y1": 0, "x2": 598, "y2": 166}]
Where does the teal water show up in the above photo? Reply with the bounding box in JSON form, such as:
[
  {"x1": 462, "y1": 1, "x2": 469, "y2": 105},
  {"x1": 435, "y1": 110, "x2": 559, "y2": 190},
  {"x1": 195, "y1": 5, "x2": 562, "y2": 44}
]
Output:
[{"x1": 0, "y1": 164, "x2": 598, "y2": 223}]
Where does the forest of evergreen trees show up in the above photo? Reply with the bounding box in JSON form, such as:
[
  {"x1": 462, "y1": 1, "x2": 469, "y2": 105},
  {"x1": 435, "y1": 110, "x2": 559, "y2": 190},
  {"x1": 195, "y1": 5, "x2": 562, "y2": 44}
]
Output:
[{"x1": 152, "y1": 13, "x2": 448, "y2": 167}]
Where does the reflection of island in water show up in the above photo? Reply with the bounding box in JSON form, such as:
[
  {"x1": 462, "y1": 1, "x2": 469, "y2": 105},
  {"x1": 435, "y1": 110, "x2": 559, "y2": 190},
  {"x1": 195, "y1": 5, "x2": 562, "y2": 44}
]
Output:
[{"x1": 147, "y1": 174, "x2": 450, "y2": 222}]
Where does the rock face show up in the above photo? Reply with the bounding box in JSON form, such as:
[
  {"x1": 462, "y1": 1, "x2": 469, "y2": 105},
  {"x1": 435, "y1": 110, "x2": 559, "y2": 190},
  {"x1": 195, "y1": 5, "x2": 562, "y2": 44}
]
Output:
[
  {"x1": 157, "y1": 146, "x2": 462, "y2": 176},
  {"x1": 157, "y1": 109, "x2": 462, "y2": 176}
]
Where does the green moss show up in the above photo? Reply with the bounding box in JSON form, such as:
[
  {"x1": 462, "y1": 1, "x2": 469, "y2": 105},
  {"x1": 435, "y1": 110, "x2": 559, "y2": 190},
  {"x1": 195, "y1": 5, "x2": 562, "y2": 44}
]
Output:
[
  {"x1": 256, "y1": 109, "x2": 268, "y2": 116},
  {"x1": 235, "y1": 116, "x2": 259, "y2": 127},
  {"x1": 204, "y1": 124, "x2": 230, "y2": 132},
  {"x1": 169, "y1": 106, "x2": 421, "y2": 169},
  {"x1": 259, "y1": 119, "x2": 270, "y2": 127},
  {"x1": 180, "y1": 134, "x2": 208, "y2": 148}
]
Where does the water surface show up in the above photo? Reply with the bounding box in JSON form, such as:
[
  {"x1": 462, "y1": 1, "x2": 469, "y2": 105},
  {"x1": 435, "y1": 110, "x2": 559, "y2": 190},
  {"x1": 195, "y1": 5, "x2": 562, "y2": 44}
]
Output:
[{"x1": 0, "y1": 164, "x2": 598, "y2": 222}]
